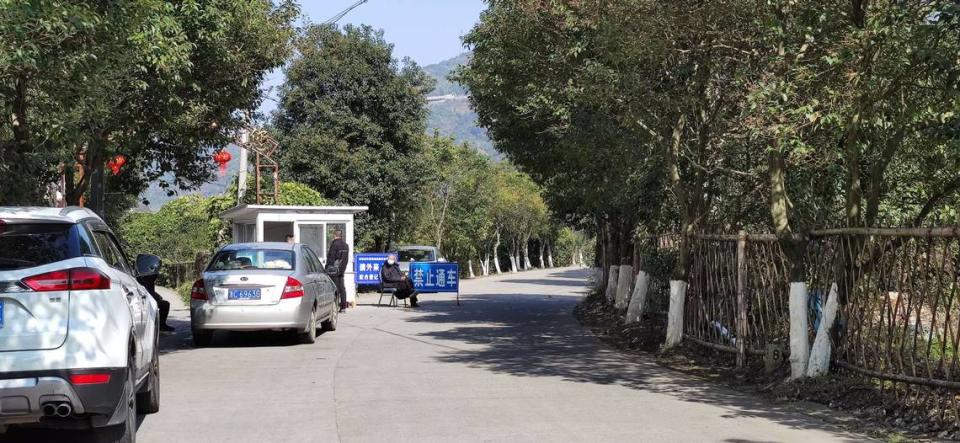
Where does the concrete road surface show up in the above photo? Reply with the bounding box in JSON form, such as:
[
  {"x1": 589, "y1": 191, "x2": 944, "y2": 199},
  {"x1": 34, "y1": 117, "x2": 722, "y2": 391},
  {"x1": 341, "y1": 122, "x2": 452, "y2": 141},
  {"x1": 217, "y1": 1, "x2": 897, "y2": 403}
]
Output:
[{"x1": 5, "y1": 267, "x2": 867, "y2": 443}]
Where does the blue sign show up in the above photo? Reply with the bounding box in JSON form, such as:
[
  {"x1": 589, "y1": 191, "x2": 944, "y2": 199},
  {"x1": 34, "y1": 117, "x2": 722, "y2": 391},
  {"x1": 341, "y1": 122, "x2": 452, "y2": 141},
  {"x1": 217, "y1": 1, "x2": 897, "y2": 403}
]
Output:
[
  {"x1": 409, "y1": 262, "x2": 460, "y2": 293},
  {"x1": 355, "y1": 253, "x2": 391, "y2": 285}
]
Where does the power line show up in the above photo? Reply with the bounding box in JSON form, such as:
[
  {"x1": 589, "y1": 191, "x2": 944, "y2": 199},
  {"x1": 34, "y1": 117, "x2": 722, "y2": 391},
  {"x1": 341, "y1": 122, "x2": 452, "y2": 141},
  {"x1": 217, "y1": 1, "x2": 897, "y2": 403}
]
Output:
[{"x1": 324, "y1": 0, "x2": 369, "y2": 25}]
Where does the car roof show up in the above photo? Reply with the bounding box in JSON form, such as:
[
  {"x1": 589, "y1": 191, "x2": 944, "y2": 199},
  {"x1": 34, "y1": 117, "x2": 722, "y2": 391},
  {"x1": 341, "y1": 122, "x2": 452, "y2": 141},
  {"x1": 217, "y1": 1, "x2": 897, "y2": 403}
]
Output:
[
  {"x1": 0, "y1": 206, "x2": 101, "y2": 224},
  {"x1": 396, "y1": 245, "x2": 438, "y2": 251},
  {"x1": 220, "y1": 242, "x2": 297, "y2": 252}
]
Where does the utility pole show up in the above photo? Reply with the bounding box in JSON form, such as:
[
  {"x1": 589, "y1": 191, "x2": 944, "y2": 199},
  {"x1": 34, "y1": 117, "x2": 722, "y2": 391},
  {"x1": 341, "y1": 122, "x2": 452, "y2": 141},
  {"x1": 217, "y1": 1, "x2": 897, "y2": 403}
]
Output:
[{"x1": 237, "y1": 129, "x2": 250, "y2": 203}]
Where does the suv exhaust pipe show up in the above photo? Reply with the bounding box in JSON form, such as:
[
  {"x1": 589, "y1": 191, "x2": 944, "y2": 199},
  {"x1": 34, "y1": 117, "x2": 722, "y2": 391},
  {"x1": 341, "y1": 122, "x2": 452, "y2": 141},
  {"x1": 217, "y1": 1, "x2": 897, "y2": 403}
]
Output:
[
  {"x1": 41, "y1": 403, "x2": 57, "y2": 417},
  {"x1": 41, "y1": 402, "x2": 73, "y2": 418},
  {"x1": 55, "y1": 403, "x2": 72, "y2": 417}
]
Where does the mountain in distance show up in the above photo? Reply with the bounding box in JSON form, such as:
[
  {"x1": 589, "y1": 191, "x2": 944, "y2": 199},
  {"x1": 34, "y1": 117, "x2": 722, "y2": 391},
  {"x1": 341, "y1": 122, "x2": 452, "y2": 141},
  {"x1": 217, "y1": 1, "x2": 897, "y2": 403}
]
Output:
[
  {"x1": 422, "y1": 53, "x2": 497, "y2": 158},
  {"x1": 423, "y1": 53, "x2": 469, "y2": 96}
]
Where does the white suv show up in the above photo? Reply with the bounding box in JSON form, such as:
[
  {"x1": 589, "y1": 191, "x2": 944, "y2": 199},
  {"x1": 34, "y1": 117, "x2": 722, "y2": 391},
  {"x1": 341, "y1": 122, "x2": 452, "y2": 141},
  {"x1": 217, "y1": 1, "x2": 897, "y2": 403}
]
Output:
[{"x1": 0, "y1": 207, "x2": 160, "y2": 441}]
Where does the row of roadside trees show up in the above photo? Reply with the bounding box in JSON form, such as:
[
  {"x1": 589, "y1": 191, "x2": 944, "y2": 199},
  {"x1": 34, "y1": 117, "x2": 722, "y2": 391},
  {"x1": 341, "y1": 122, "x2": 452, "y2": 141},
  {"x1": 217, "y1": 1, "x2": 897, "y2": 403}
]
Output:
[{"x1": 457, "y1": 0, "x2": 960, "y2": 281}]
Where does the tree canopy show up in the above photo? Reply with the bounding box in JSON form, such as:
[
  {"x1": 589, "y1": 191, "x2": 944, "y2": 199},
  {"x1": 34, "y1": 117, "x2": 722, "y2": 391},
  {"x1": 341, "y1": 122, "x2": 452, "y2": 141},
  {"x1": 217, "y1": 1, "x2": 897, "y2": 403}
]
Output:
[
  {"x1": 0, "y1": 0, "x2": 298, "y2": 211},
  {"x1": 274, "y1": 24, "x2": 435, "y2": 251}
]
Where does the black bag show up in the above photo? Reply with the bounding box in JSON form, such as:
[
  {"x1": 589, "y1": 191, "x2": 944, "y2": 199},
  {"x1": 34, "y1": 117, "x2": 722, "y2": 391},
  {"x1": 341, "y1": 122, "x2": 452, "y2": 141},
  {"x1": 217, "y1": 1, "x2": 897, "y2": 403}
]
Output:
[{"x1": 325, "y1": 259, "x2": 342, "y2": 275}]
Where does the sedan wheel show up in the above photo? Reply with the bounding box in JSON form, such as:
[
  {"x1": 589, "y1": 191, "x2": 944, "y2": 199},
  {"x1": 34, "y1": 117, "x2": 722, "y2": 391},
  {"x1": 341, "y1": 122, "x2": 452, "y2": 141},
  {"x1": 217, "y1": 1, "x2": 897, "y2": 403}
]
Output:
[
  {"x1": 299, "y1": 307, "x2": 317, "y2": 344},
  {"x1": 321, "y1": 304, "x2": 338, "y2": 332}
]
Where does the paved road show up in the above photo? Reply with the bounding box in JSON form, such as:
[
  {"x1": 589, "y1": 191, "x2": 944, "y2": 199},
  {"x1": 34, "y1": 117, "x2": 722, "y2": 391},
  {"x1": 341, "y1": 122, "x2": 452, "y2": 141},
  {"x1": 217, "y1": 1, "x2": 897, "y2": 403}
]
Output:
[{"x1": 8, "y1": 267, "x2": 867, "y2": 442}]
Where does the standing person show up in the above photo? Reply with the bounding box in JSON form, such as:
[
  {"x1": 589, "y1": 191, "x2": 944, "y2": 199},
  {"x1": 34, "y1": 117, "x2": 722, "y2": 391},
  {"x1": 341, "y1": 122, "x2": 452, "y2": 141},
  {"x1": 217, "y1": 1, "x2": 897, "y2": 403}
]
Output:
[
  {"x1": 326, "y1": 229, "x2": 350, "y2": 312},
  {"x1": 381, "y1": 254, "x2": 419, "y2": 307}
]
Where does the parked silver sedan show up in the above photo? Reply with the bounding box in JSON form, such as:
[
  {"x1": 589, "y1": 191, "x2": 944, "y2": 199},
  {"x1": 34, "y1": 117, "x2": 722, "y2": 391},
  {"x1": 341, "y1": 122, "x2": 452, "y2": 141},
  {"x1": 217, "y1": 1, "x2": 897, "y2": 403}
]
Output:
[{"x1": 189, "y1": 242, "x2": 338, "y2": 346}]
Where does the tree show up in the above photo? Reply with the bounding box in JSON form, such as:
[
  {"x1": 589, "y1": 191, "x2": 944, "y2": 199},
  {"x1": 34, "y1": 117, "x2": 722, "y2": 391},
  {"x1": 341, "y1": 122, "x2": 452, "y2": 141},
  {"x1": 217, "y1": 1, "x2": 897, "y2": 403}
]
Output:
[
  {"x1": 274, "y1": 24, "x2": 435, "y2": 251},
  {"x1": 0, "y1": 0, "x2": 298, "y2": 211}
]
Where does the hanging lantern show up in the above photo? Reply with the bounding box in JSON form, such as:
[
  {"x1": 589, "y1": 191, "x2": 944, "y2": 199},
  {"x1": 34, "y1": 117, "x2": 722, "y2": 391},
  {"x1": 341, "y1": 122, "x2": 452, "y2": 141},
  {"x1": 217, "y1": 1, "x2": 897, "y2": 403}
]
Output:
[
  {"x1": 213, "y1": 150, "x2": 232, "y2": 176},
  {"x1": 107, "y1": 154, "x2": 127, "y2": 175}
]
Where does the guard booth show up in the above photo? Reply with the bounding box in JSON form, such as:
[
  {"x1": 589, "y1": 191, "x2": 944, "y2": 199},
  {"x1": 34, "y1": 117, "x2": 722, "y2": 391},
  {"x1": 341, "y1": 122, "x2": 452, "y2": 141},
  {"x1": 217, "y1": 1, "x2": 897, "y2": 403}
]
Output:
[{"x1": 220, "y1": 204, "x2": 369, "y2": 305}]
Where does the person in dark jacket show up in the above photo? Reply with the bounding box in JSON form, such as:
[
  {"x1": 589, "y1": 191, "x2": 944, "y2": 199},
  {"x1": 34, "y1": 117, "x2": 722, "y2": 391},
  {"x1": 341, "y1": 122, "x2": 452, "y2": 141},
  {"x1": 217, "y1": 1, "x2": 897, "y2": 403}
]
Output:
[
  {"x1": 326, "y1": 229, "x2": 351, "y2": 312},
  {"x1": 138, "y1": 263, "x2": 175, "y2": 333},
  {"x1": 381, "y1": 253, "x2": 419, "y2": 307}
]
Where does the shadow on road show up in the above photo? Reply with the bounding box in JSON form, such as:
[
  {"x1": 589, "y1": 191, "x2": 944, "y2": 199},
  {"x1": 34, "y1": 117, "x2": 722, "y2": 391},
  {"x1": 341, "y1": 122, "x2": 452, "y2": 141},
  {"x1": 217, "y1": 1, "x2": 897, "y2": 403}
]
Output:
[{"x1": 404, "y1": 268, "x2": 862, "y2": 441}]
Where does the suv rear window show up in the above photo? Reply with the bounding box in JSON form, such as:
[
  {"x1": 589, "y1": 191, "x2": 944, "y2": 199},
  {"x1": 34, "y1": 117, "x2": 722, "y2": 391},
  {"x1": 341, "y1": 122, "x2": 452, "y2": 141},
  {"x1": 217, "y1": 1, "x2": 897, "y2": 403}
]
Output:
[
  {"x1": 0, "y1": 223, "x2": 81, "y2": 270},
  {"x1": 208, "y1": 249, "x2": 295, "y2": 271}
]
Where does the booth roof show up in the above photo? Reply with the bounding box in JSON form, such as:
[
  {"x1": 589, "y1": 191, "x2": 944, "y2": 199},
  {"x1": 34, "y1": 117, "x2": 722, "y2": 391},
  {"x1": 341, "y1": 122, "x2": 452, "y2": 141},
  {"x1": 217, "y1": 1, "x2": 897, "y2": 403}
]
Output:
[{"x1": 220, "y1": 204, "x2": 369, "y2": 221}]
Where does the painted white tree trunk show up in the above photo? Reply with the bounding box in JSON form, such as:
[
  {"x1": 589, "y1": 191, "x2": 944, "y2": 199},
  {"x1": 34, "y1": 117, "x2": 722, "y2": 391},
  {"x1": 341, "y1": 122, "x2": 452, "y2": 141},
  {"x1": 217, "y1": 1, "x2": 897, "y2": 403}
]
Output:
[
  {"x1": 615, "y1": 265, "x2": 634, "y2": 310},
  {"x1": 467, "y1": 259, "x2": 476, "y2": 278},
  {"x1": 523, "y1": 238, "x2": 533, "y2": 269},
  {"x1": 788, "y1": 282, "x2": 810, "y2": 379},
  {"x1": 547, "y1": 242, "x2": 554, "y2": 268},
  {"x1": 807, "y1": 283, "x2": 839, "y2": 377},
  {"x1": 625, "y1": 271, "x2": 650, "y2": 324},
  {"x1": 538, "y1": 242, "x2": 545, "y2": 268},
  {"x1": 493, "y1": 232, "x2": 502, "y2": 274},
  {"x1": 481, "y1": 255, "x2": 490, "y2": 276},
  {"x1": 578, "y1": 250, "x2": 585, "y2": 268},
  {"x1": 664, "y1": 280, "x2": 688, "y2": 349},
  {"x1": 605, "y1": 266, "x2": 620, "y2": 303}
]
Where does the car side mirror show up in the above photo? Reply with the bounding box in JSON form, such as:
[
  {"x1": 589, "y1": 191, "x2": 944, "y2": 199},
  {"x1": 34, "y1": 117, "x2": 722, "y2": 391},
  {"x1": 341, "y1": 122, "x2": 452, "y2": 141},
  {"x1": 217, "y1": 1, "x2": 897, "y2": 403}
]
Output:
[{"x1": 136, "y1": 254, "x2": 162, "y2": 278}]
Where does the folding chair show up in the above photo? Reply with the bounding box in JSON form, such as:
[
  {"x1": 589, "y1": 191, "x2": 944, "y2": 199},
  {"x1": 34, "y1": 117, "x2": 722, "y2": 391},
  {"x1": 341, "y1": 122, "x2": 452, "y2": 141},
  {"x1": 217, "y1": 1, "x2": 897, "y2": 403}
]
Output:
[{"x1": 378, "y1": 269, "x2": 407, "y2": 307}]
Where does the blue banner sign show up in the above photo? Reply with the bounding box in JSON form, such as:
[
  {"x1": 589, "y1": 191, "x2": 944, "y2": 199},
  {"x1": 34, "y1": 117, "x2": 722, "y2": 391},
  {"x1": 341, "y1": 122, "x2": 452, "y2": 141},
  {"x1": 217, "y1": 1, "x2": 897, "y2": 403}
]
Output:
[
  {"x1": 409, "y1": 262, "x2": 460, "y2": 293},
  {"x1": 355, "y1": 253, "x2": 392, "y2": 285}
]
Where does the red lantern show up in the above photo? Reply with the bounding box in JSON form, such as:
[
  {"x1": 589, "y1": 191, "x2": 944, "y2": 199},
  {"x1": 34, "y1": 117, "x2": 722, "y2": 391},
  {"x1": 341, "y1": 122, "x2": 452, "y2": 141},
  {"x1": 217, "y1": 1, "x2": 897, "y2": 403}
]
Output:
[
  {"x1": 107, "y1": 154, "x2": 127, "y2": 175},
  {"x1": 213, "y1": 150, "x2": 232, "y2": 176}
]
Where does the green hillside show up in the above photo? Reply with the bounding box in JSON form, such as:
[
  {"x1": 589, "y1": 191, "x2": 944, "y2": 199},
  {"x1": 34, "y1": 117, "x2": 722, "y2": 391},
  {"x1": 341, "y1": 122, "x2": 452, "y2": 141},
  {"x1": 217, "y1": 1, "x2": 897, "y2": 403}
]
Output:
[{"x1": 423, "y1": 53, "x2": 496, "y2": 157}]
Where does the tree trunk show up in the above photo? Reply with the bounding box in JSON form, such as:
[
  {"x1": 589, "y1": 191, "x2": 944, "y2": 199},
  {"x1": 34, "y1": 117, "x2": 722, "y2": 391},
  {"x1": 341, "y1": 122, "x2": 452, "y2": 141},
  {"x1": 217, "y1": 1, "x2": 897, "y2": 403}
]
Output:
[
  {"x1": 523, "y1": 236, "x2": 532, "y2": 269},
  {"x1": 547, "y1": 240, "x2": 555, "y2": 268},
  {"x1": 467, "y1": 259, "x2": 476, "y2": 278},
  {"x1": 493, "y1": 230, "x2": 502, "y2": 274},
  {"x1": 510, "y1": 239, "x2": 519, "y2": 273},
  {"x1": 538, "y1": 241, "x2": 545, "y2": 268},
  {"x1": 82, "y1": 136, "x2": 107, "y2": 215}
]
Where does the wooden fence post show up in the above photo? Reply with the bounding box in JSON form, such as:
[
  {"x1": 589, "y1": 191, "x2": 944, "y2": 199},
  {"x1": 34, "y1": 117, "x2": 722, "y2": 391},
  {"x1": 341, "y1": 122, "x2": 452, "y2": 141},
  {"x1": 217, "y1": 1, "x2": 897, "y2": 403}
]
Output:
[{"x1": 736, "y1": 231, "x2": 748, "y2": 368}]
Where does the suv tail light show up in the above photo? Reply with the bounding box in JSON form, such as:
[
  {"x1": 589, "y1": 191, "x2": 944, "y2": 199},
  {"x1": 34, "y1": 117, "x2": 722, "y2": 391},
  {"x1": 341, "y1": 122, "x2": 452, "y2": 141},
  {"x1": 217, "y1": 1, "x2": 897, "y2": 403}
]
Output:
[
  {"x1": 22, "y1": 268, "x2": 110, "y2": 292},
  {"x1": 70, "y1": 373, "x2": 111, "y2": 385},
  {"x1": 190, "y1": 279, "x2": 207, "y2": 300},
  {"x1": 281, "y1": 276, "x2": 304, "y2": 299}
]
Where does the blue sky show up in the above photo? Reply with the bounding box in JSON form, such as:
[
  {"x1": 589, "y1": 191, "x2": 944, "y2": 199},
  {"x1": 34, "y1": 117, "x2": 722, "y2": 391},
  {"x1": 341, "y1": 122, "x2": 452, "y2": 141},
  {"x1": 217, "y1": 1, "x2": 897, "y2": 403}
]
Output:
[{"x1": 260, "y1": 0, "x2": 486, "y2": 114}]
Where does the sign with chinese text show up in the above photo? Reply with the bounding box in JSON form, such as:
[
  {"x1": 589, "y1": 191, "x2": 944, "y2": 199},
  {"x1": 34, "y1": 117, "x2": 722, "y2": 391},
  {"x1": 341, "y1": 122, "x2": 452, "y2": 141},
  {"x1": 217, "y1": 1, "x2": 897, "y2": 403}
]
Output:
[
  {"x1": 355, "y1": 253, "x2": 391, "y2": 285},
  {"x1": 409, "y1": 262, "x2": 460, "y2": 293}
]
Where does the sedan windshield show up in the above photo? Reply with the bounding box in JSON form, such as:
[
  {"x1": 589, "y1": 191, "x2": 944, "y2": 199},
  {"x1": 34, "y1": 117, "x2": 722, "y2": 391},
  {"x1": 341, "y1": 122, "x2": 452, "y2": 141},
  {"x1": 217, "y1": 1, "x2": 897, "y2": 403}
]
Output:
[{"x1": 208, "y1": 249, "x2": 295, "y2": 271}]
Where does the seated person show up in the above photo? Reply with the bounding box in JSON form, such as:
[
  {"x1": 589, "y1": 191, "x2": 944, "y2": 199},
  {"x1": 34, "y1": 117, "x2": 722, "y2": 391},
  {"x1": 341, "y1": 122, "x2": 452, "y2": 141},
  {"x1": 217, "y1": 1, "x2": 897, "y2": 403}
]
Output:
[{"x1": 381, "y1": 254, "x2": 419, "y2": 307}]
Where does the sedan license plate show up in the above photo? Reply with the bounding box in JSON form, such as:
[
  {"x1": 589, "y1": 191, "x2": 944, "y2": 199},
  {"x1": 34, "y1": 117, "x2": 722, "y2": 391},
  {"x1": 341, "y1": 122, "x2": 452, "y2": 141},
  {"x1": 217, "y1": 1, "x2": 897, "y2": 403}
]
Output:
[{"x1": 228, "y1": 288, "x2": 261, "y2": 301}]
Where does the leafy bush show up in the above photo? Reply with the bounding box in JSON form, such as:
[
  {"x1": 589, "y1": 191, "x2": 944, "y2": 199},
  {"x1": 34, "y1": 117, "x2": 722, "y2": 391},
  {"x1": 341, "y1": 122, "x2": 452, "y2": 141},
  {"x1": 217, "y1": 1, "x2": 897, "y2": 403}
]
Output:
[
  {"x1": 278, "y1": 182, "x2": 330, "y2": 206},
  {"x1": 176, "y1": 280, "x2": 194, "y2": 306}
]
